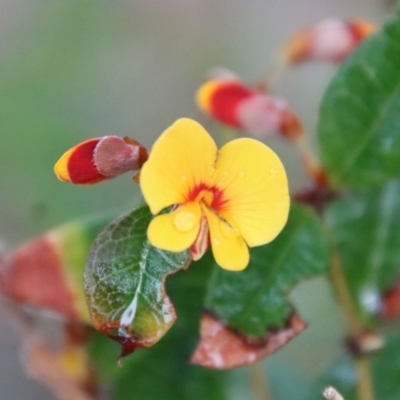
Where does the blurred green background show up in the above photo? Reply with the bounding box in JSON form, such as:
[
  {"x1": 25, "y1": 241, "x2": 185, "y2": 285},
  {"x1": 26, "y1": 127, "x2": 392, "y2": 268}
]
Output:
[{"x1": 0, "y1": 1, "x2": 393, "y2": 399}]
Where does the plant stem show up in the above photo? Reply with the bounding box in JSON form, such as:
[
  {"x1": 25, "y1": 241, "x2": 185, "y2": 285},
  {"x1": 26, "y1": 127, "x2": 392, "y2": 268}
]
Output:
[
  {"x1": 329, "y1": 250, "x2": 363, "y2": 339},
  {"x1": 254, "y1": 51, "x2": 287, "y2": 92},
  {"x1": 294, "y1": 136, "x2": 327, "y2": 187},
  {"x1": 250, "y1": 361, "x2": 271, "y2": 400},
  {"x1": 328, "y1": 244, "x2": 375, "y2": 400},
  {"x1": 355, "y1": 357, "x2": 374, "y2": 400}
]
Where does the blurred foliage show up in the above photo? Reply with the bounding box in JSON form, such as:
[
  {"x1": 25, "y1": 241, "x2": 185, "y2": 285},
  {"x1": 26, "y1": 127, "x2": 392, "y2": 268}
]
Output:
[
  {"x1": 325, "y1": 179, "x2": 400, "y2": 327},
  {"x1": 319, "y1": 9, "x2": 400, "y2": 188}
]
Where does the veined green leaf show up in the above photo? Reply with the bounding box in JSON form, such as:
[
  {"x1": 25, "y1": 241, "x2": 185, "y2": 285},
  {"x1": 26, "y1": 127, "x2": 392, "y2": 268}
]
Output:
[
  {"x1": 318, "y1": 12, "x2": 400, "y2": 188},
  {"x1": 325, "y1": 178, "x2": 400, "y2": 325},
  {"x1": 192, "y1": 204, "x2": 329, "y2": 369},
  {"x1": 83, "y1": 204, "x2": 191, "y2": 358},
  {"x1": 88, "y1": 254, "x2": 231, "y2": 400}
]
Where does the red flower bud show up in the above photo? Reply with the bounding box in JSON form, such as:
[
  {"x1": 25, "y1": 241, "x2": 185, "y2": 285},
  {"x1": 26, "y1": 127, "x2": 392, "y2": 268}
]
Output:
[
  {"x1": 281, "y1": 18, "x2": 377, "y2": 64},
  {"x1": 54, "y1": 136, "x2": 148, "y2": 185},
  {"x1": 197, "y1": 78, "x2": 304, "y2": 140}
]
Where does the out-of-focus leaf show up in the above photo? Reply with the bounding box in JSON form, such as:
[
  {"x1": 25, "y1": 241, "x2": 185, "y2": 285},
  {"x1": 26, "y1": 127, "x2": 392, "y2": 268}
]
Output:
[
  {"x1": 83, "y1": 205, "x2": 191, "y2": 358},
  {"x1": 0, "y1": 214, "x2": 111, "y2": 323},
  {"x1": 318, "y1": 11, "x2": 400, "y2": 188},
  {"x1": 325, "y1": 179, "x2": 400, "y2": 325},
  {"x1": 88, "y1": 252, "x2": 231, "y2": 400},
  {"x1": 192, "y1": 204, "x2": 330, "y2": 369},
  {"x1": 307, "y1": 331, "x2": 400, "y2": 400}
]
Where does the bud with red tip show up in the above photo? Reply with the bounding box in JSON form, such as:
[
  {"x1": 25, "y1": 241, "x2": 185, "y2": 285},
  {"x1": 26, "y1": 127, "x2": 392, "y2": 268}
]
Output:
[
  {"x1": 196, "y1": 77, "x2": 304, "y2": 140},
  {"x1": 54, "y1": 136, "x2": 148, "y2": 185},
  {"x1": 281, "y1": 18, "x2": 377, "y2": 64},
  {"x1": 380, "y1": 280, "x2": 400, "y2": 320}
]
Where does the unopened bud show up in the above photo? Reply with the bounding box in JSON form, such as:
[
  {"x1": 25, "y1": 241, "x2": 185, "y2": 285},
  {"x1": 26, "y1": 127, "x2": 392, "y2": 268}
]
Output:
[
  {"x1": 346, "y1": 330, "x2": 385, "y2": 356},
  {"x1": 380, "y1": 279, "x2": 400, "y2": 320},
  {"x1": 281, "y1": 18, "x2": 377, "y2": 64},
  {"x1": 54, "y1": 136, "x2": 148, "y2": 185},
  {"x1": 196, "y1": 78, "x2": 304, "y2": 140}
]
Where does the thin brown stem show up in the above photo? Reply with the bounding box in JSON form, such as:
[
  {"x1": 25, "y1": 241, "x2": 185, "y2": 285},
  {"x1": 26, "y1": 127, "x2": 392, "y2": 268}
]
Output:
[
  {"x1": 294, "y1": 135, "x2": 328, "y2": 187},
  {"x1": 329, "y1": 250, "x2": 363, "y2": 339},
  {"x1": 254, "y1": 51, "x2": 288, "y2": 92},
  {"x1": 250, "y1": 361, "x2": 271, "y2": 400},
  {"x1": 355, "y1": 357, "x2": 375, "y2": 400},
  {"x1": 327, "y1": 241, "x2": 375, "y2": 400}
]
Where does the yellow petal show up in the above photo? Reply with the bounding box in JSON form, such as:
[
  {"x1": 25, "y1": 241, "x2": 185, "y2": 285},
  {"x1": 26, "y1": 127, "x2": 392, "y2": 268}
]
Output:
[
  {"x1": 212, "y1": 138, "x2": 289, "y2": 247},
  {"x1": 54, "y1": 147, "x2": 75, "y2": 182},
  {"x1": 147, "y1": 201, "x2": 202, "y2": 252},
  {"x1": 140, "y1": 118, "x2": 218, "y2": 214},
  {"x1": 196, "y1": 80, "x2": 221, "y2": 114},
  {"x1": 203, "y1": 206, "x2": 249, "y2": 271}
]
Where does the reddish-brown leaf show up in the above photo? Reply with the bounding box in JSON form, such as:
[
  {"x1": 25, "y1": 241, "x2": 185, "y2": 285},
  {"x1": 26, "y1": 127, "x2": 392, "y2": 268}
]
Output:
[{"x1": 191, "y1": 313, "x2": 307, "y2": 369}]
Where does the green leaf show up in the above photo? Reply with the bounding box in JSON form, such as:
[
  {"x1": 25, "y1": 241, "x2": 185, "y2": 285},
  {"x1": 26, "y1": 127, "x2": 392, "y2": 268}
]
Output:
[
  {"x1": 83, "y1": 204, "x2": 191, "y2": 357},
  {"x1": 192, "y1": 204, "x2": 329, "y2": 369},
  {"x1": 325, "y1": 178, "x2": 400, "y2": 325},
  {"x1": 318, "y1": 12, "x2": 400, "y2": 188},
  {"x1": 205, "y1": 204, "x2": 329, "y2": 335},
  {"x1": 307, "y1": 331, "x2": 400, "y2": 400},
  {"x1": 88, "y1": 254, "x2": 232, "y2": 400}
]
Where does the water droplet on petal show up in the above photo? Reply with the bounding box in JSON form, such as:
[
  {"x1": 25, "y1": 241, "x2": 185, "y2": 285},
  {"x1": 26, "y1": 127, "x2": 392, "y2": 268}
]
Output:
[
  {"x1": 173, "y1": 210, "x2": 198, "y2": 232},
  {"x1": 270, "y1": 167, "x2": 277, "y2": 175},
  {"x1": 238, "y1": 169, "x2": 245, "y2": 178},
  {"x1": 207, "y1": 164, "x2": 215, "y2": 176},
  {"x1": 180, "y1": 175, "x2": 187, "y2": 182}
]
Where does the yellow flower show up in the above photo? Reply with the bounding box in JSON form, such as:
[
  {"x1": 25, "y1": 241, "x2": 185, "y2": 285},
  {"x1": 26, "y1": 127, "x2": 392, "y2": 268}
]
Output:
[{"x1": 140, "y1": 118, "x2": 290, "y2": 271}]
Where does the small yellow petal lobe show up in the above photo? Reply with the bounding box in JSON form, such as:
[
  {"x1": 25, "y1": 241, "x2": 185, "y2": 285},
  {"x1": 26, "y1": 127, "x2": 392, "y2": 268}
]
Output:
[
  {"x1": 147, "y1": 201, "x2": 202, "y2": 252},
  {"x1": 204, "y1": 207, "x2": 249, "y2": 271},
  {"x1": 196, "y1": 80, "x2": 221, "y2": 114},
  {"x1": 54, "y1": 147, "x2": 75, "y2": 182}
]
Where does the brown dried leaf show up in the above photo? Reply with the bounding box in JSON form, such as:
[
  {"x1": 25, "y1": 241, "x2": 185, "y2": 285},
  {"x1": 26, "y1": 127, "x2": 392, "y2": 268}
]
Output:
[{"x1": 191, "y1": 313, "x2": 307, "y2": 369}]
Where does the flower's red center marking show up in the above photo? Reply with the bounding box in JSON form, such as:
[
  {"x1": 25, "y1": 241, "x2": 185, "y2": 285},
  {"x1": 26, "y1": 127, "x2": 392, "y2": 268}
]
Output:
[
  {"x1": 210, "y1": 81, "x2": 254, "y2": 128},
  {"x1": 187, "y1": 183, "x2": 226, "y2": 211}
]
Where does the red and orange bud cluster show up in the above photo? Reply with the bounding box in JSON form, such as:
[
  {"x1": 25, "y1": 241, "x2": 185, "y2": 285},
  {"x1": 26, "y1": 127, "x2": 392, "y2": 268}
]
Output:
[
  {"x1": 54, "y1": 136, "x2": 148, "y2": 185},
  {"x1": 196, "y1": 77, "x2": 304, "y2": 140},
  {"x1": 281, "y1": 18, "x2": 377, "y2": 64}
]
